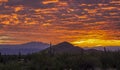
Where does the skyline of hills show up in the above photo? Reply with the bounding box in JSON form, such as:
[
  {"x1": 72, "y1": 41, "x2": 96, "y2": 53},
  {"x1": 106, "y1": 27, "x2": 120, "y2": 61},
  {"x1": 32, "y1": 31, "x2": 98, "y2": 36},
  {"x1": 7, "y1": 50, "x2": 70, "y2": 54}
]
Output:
[
  {"x1": 0, "y1": 42, "x2": 49, "y2": 55},
  {"x1": 0, "y1": 41, "x2": 120, "y2": 55}
]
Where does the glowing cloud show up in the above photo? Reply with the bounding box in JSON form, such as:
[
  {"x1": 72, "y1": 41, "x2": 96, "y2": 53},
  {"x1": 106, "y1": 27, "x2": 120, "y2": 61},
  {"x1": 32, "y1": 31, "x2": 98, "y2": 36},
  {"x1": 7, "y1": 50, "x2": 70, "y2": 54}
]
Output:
[
  {"x1": 0, "y1": 0, "x2": 8, "y2": 3},
  {"x1": 42, "y1": 0, "x2": 59, "y2": 4}
]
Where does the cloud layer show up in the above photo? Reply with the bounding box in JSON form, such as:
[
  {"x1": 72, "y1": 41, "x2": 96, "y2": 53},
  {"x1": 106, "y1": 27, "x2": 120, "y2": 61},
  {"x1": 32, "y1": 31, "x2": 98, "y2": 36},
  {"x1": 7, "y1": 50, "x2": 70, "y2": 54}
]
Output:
[{"x1": 0, "y1": 0, "x2": 120, "y2": 46}]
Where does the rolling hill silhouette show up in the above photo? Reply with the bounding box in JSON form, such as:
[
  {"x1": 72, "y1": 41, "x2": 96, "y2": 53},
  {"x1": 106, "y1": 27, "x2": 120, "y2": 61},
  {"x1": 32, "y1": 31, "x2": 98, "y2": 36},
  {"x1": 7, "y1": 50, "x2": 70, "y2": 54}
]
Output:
[
  {"x1": 0, "y1": 42, "x2": 49, "y2": 55},
  {"x1": 85, "y1": 46, "x2": 120, "y2": 51},
  {"x1": 0, "y1": 41, "x2": 120, "y2": 55},
  {"x1": 46, "y1": 42, "x2": 84, "y2": 54},
  {"x1": 46, "y1": 42, "x2": 120, "y2": 54}
]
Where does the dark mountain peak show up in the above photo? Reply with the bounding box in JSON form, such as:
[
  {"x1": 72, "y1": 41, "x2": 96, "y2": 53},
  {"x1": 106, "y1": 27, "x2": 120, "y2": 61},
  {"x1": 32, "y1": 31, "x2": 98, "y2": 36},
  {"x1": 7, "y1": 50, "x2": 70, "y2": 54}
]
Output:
[
  {"x1": 56, "y1": 41, "x2": 73, "y2": 47},
  {"x1": 22, "y1": 41, "x2": 48, "y2": 45},
  {"x1": 50, "y1": 41, "x2": 83, "y2": 54},
  {"x1": 59, "y1": 41, "x2": 72, "y2": 44}
]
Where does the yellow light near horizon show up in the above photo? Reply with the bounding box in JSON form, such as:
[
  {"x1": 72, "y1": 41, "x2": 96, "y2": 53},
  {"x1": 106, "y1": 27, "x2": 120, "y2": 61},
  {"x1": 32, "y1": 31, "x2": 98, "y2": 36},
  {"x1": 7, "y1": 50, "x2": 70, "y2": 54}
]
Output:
[{"x1": 71, "y1": 39, "x2": 120, "y2": 47}]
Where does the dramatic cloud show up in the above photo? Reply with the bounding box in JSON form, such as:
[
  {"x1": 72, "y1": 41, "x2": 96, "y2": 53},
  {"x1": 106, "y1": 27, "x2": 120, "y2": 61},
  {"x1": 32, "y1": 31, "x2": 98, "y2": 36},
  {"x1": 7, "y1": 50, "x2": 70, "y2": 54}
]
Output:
[{"x1": 0, "y1": 0, "x2": 120, "y2": 47}]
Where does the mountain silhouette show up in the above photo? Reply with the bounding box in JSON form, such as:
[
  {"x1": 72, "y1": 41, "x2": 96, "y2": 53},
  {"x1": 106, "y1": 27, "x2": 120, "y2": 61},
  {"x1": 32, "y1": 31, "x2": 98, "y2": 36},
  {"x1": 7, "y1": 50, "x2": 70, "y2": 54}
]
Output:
[
  {"x1": 46, "y1": 41, "x2": 84, "y2": 54},
  {"x1": 1, "y1": 41, "x2": 119, "y2": 55},
  {"x1": 0, "y1": 42, "x2": 49, "y2": 55},
  {"x1": 84, "y1": 46, "x2": 120, "y2": 51}
]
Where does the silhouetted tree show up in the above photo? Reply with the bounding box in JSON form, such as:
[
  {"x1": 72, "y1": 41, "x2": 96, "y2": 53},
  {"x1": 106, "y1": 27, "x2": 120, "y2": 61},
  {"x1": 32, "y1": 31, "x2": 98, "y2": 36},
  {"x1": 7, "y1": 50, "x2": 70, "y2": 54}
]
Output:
[
  {"x1": 49, "y1": 42, "x2": 54, "y2": 56},
  {"x1": 18, "y1": 51, "x2": 22, "y2": 62},
  {"x1": 104, "y1": 47, "x2": 107, "y2": 53}
]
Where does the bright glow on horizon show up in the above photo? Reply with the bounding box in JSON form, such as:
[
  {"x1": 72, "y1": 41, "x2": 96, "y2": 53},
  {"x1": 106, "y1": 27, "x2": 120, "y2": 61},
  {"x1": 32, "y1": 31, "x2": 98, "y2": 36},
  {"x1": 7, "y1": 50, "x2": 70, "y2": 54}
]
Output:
[{"x1": 71, "y1": 39, "x2": 120, "y2": 47}]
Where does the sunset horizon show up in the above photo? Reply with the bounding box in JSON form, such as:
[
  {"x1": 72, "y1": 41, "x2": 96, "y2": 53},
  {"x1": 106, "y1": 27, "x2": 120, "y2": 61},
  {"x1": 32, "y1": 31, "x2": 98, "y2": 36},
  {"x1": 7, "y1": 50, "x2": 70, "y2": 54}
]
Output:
[
  {"x1": 0, "y1": 0, "x2": 120, "y2": 69},
  {"x1": 0, "y1": 40, "x2": 120, "y2": 48}
]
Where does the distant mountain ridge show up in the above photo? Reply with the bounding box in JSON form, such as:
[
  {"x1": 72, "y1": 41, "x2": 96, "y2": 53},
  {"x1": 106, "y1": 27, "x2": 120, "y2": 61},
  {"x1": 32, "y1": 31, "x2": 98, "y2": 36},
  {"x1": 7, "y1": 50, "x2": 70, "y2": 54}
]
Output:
[
  {"x1": 84, "y1": 46, "x2": 120, "y2": 51},
  {"x1": 0, "y1": 42, "x2": 49, "y2": 55},
  {"x1": 0, "y1": 41, "x2": 120, "y2": 55}
]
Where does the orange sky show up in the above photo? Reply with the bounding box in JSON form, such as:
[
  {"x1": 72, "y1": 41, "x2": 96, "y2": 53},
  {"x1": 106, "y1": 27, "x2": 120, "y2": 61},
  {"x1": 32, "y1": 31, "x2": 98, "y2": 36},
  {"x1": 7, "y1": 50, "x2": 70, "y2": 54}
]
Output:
[{"x1": 0, "y1": 0, "x2": 120, "y2": 47}]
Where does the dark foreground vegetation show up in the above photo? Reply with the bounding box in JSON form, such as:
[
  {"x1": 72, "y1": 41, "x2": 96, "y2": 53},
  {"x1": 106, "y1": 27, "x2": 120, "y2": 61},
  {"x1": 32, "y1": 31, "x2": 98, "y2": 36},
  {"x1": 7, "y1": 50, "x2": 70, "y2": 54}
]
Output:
[{"x1": 0, "y1": 51, "x2": 120, "y2": 70}]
